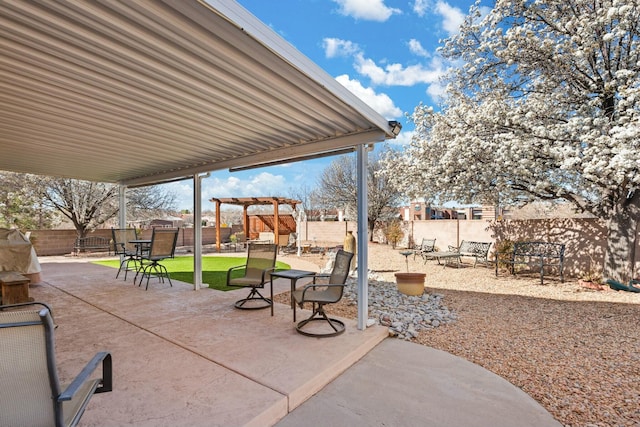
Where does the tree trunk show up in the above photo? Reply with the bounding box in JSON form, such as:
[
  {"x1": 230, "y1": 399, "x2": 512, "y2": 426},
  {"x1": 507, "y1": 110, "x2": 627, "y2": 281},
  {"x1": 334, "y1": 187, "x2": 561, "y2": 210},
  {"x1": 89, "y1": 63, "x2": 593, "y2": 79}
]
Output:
[{"x1": 603, "y1": 191, "x2": 640, "y2": 283}]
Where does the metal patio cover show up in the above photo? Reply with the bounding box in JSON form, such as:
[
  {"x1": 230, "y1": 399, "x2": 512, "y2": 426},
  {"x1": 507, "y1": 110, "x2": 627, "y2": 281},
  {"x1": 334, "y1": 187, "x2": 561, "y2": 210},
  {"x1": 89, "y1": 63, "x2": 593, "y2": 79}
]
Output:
[{"x1": 0, "y1": 0, "x2": 397, "y2": 187}]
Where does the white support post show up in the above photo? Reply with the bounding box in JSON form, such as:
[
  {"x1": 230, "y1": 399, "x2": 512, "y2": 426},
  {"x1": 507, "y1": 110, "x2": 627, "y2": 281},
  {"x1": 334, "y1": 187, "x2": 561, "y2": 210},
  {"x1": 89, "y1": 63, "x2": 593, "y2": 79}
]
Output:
[
  {"x1": 193, "y1": 173, "x2": 209, "y2": 290},
  {"x1": 356, "y1": 144, "x2": 369, "y2": 330},
  {"x1": 118, "y1": 185, "x2": 126, "y2": 228}
]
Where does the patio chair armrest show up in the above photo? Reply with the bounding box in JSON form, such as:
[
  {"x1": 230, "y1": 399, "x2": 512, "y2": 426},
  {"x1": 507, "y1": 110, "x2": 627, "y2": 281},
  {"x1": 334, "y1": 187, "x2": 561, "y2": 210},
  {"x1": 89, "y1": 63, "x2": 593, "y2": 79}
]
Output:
[
  {"x1": 300, "y1": 283, "x2": 346, "y2": 300},
  {"x1": 226, "y1": 264, "x2": 246, "y2": 283},
  {"x1": 312, "y1": 273, "x2": 331, "y2": 284},
  {"x1": 260, "y1": 267, "x2": 277, "y2": 282},
  {"x1": 59, "y1": 352, "x2": 112, "y2": 401}
]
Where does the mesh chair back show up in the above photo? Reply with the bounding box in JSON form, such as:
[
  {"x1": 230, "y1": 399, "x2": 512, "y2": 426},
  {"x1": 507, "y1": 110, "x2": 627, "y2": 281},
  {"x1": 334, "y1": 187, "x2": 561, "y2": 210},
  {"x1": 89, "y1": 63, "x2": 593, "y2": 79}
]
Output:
[
  {"x1": 244, "y1": 243, "x2": 277, "y2": 281},
  {"x1": 112, "y1": 228, "x2": 138, "y2": 255},
  {"x1": 325, "y1": 250, "x2": 354, "y2": 301},
  {"x1": 149, "y1": 228, "x2": 179, "y2": 259},
  {"x1": 329, "y1": 250, "x2": 353, "y2": 284},
  {"x1": 0, "y1": 309, "x2": 56, "y2": 427}
]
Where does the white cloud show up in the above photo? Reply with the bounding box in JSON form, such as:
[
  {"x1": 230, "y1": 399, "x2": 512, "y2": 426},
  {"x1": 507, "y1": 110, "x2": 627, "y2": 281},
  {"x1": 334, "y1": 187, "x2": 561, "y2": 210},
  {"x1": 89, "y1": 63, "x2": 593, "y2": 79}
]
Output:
[
  {"x1": 164, "y1": 172, "x2": 289, "y2": 211},
  {"x1": 426, "y1": 80, "x2": 446, "y2": 100},
  {"x1": 354, "y1": 53, "x2": 445, "y2": 87},
  {"x1": 332, "y1": 0, "x2": 401, "y2": 22},
  {"x1": 246, "y1": 172, "x2": 287, "y2": 194},
  {"x1": 335, "y1": 74, "x2": 402, "y2": 119},
  {"x1": 323, "y1": 38, "x2": 360, "y2": 58},
  {"x1": 408, "y1": 39, "x2": 430, "y2": 58},
  {"x1": 434, "y1": 1, "x2": 465, "y2": 36},
  {"x1": 412, "y1": 0, "x2": 430, "y2": 17},
  {"x1": 387, "y1": 128, "x2": 414, "y2": 146}
]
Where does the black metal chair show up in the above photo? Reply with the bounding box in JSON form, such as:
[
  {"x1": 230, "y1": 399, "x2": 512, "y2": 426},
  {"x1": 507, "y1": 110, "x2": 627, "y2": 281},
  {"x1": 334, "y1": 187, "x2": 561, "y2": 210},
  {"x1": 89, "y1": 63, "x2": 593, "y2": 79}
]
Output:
[
  {"x1": 0, "y1": 302, "x2": 112, "y2": 427},
  {"x1": 227, "y1": 243, "x2": 278, "y2": 310},
  {"x1": 111, "y1": 228, "x2": 140, "y2": 280},
  {"x1": 136, "y1": 228, "x2": 179, "y2": 290},
  {"x1": 292, "y1": 249, "x2": 354, "y2": 337}
]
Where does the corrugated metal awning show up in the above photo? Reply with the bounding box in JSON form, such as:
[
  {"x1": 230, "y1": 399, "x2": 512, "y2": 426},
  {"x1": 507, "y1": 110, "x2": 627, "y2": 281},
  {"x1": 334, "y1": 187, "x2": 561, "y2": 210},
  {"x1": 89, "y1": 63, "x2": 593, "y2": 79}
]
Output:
[{"x1": 0, "y1": 0, "x2": 398, "y2": 187}]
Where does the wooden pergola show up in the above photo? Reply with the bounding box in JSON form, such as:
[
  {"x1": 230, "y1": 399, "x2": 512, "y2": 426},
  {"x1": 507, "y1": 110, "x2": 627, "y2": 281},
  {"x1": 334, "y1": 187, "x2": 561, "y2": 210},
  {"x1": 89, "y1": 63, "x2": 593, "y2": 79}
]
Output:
[{"x1": 210, "y1": 197, "x2": 301, "y2": 252}]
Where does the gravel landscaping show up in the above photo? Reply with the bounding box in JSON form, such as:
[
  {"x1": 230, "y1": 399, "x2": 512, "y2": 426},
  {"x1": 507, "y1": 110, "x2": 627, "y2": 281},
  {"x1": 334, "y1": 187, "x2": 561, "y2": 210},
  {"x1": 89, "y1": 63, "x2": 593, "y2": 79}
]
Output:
[{"x1": 278, "y1": 242, "x2": 640, "y2": 427}]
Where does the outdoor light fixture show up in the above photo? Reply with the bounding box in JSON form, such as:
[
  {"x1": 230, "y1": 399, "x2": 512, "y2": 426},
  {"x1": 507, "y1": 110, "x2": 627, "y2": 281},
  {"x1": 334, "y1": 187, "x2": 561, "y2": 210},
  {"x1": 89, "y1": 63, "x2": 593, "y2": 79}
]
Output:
[{"x1": 388, "y1": 120, "x2": 402, "y2": 137}]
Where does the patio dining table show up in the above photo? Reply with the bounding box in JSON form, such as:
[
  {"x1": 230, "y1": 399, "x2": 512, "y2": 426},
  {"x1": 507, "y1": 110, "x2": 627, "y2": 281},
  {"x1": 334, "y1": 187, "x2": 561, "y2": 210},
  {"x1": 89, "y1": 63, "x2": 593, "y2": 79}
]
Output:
[
  {"x1": 129, "y1": 239, "x2": 151, "y2": 255},
  {"x1": 270, "y1": 269, "x2": 315, "y2": 320}
]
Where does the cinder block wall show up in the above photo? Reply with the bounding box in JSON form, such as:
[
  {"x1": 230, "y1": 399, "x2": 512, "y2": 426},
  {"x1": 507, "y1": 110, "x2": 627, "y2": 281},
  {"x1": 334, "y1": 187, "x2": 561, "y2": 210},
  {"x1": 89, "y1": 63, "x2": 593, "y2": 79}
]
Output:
[
  {"x1": 403, "y1": 218, "x2": 610, "y2": 278},
  {"x1": 27, "y1": 219, "x2": 617, "y2": 278},
  {"x1": 27, "y1": 227, "x2": 224, "y2": 256}
]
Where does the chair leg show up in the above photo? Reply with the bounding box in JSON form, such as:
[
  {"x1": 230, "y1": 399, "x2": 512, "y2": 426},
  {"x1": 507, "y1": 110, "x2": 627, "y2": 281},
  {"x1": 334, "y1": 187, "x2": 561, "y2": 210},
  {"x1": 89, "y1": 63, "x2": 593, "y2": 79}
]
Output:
[
  {"x1": 135, "y1": 262, "x2": 172, "y2": 290},
  {"x1": 234, "y1": 288, "x2": 272, "y2": 310},
  {"x1": 119, "y1": 257, "x2": 139, "y2": 281},
  {"x1": 157, "y1": 264, "x2": 172, "y2": 287},
  {"x1": 295, "y1": 304, "x2": 345, "y2": 337},
  {"x1": 116, "y1": 259, "x2": 126, "y2": 279}
]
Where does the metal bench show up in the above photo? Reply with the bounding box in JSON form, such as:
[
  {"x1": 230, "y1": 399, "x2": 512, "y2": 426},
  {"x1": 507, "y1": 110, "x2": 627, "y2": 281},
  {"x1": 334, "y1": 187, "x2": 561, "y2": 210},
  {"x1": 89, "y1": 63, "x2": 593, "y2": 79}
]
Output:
[
  {"x1": 424, "y1": 240, "x2": 492, "y2": 268},
  {"x1": 495, "y1": 241, "x2": 565, "y2": 284},
  {"x1": 74, "y1": 236, "x2": 112, "y2": 256}
]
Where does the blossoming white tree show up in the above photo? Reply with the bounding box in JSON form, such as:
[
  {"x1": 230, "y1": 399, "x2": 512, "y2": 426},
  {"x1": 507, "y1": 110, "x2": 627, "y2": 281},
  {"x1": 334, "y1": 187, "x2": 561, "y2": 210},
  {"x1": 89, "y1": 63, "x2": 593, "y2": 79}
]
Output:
[{"x1": 383, "y1": 0, "x2": 640, "y2": 282}]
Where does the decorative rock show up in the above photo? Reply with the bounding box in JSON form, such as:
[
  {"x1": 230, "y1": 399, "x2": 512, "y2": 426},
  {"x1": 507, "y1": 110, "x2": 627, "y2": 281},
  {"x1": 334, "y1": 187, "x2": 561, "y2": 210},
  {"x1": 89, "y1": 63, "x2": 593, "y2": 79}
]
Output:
[{"x1": 342, "y1": 276, "x2": 457, "y2": 340}]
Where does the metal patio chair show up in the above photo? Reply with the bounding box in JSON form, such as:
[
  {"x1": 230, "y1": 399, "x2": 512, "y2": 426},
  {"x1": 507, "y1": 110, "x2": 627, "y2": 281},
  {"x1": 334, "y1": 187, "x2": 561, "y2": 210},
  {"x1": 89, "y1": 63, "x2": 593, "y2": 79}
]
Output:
[
  {"x1": 111, "y1": 227, "x2": 140, "y2": 280},
  {"x1": 292, "y1": 249, "x2": 354, "y2": 337},
  {"x1": 0, "y1": 302, "x2": 112, "y2": 427},
  {"x1": 136, "y1": 228, "x2": 179, "y2": 290},
  {"x1": 227, "y1": 243, "x2": 278, "y2": 310}
]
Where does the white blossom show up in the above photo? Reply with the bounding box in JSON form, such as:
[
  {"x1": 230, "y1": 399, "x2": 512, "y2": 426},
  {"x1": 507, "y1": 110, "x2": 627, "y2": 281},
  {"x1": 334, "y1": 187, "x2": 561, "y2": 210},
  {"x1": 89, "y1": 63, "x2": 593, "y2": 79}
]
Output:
[{"x1": 381, "y1": 0, "x2": 640, "y2": 219}]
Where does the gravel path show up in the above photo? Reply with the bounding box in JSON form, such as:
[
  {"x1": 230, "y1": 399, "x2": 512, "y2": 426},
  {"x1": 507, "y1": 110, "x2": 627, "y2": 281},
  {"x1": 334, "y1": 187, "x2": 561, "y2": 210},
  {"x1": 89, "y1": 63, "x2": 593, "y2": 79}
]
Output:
[{"x1": 278, "y1": 243, "x2": 640, "y2": 427}]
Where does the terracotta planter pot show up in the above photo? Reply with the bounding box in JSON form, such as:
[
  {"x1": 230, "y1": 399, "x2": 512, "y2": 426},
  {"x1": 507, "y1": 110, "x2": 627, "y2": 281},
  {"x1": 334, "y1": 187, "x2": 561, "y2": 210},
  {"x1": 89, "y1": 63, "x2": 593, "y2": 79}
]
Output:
[{"x1": 394, "y1": 272, "x2": 426, "y2": 296}]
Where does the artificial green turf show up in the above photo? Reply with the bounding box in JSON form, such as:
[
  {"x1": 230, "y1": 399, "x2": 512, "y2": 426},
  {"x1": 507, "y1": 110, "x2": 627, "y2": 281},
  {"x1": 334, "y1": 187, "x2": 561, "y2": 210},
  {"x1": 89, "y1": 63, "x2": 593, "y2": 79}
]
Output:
[{"x1": 93, "y1": 256, "x2": 290, "y2": 291}]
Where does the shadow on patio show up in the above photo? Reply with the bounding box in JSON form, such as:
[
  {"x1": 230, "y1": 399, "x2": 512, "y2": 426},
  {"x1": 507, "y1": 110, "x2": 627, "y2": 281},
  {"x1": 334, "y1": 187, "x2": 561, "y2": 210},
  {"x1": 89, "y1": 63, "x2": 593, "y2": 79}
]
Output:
[
  {"x1": 27, "y1": 257, "x2": 562, "y2": 427},
  {"x1": 31, "y1": 260, "x2": 386, "y2": 427}
]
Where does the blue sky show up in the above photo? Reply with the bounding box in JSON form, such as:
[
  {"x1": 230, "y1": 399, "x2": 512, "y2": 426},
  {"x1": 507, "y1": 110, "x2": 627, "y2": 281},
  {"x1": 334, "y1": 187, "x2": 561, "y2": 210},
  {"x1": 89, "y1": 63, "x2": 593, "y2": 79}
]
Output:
[{"x1": 168, "y1": 0, "x2": 485, "y2": 211}]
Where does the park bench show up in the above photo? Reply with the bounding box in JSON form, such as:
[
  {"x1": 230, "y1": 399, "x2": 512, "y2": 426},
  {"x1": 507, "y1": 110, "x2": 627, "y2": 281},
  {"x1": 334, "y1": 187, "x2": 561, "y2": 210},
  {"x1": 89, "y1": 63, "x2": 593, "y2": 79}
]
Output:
[
  {"x1": 495, "y1": 241, "x2": 565, "y2": 284},
  {"x1": 74, "y1": 236, "x2": 112, "y2": 256},
  {"x1": 424, "y1": 240, "x2": 492, "y2": 268}
]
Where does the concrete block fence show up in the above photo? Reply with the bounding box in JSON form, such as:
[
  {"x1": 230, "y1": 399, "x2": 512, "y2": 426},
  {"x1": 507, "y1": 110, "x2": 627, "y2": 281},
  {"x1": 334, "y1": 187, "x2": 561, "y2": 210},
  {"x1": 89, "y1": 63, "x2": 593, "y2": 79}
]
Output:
[{"x1": 25, "y1": 218, "x2": 617, "y2": 278}]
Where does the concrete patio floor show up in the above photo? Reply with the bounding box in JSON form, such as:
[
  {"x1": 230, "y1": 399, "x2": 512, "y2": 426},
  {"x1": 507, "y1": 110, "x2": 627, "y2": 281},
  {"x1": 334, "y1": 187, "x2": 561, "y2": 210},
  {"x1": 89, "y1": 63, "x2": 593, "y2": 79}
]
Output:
[{"x1": 26, "y1": 256, "x2": 560, "y2": 427}]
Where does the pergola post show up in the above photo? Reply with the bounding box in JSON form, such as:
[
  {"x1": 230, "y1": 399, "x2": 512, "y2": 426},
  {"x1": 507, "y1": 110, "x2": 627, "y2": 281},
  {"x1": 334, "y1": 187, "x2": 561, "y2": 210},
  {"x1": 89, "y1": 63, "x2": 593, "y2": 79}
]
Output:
[
  {"x1": 243, "y1": 205, "x2": 249, "y2": 238},
  {"x1": 215, "y1": 200, "x2": 222, "y2": 252},
  {"x1": 273, "y1": 200, "x2": 280, "y2": 246}
]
